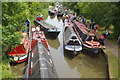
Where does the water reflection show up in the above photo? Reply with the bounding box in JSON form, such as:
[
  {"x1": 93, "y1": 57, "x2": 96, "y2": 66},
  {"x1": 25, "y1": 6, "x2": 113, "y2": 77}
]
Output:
[
  {"x1": 45, "y1": 15, "x2": 107, "y2": 78},
  {"x1": 64, "y1": 51, "x2": 107, "y2": 78},
  {"x1": 47, "y1": 37, "x2": 60, "y2": 49}
]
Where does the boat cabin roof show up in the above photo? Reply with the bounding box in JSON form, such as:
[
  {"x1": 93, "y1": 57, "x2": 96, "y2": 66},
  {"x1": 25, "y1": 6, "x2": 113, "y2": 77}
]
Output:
[
  {"x1": 65, "y1": 21, "x2": 74, "y2": 27},
  {"x1": 64, "y1": 26, "x2": 80, "y2": 44},
  {"x1": 36, "y1": 20, "x2": 57, "y2": 29},
  {"x1": 76, "y1": 21, "x2": 95, "y2": 36}
]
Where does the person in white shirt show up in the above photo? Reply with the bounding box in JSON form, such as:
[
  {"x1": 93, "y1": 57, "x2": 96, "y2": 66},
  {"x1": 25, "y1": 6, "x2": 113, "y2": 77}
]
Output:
[{"x1": 32, "y1": 26, "x2": 35, "y2": 38}]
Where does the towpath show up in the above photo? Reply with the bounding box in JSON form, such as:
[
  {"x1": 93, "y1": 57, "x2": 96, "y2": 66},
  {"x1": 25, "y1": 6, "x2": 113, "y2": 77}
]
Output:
[{"x1": 95, "y1": 31, "x2": 119, "y2": 59}]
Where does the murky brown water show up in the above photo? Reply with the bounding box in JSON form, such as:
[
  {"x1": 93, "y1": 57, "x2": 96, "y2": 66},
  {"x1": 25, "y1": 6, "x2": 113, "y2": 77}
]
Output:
[
  {"x1": 45, "y1": 15, "x2": 107, "y2": 78},
  {"x1": 11, "y1": 15, "x2": 107, "y2": 78}
]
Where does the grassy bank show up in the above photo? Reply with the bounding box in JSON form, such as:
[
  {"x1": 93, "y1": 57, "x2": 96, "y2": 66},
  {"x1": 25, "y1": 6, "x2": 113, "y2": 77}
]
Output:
[
  {"x1": 2, "y1": 54, "x2": 17, "y2": 78},
  {"x1": 104, "y1": 48, "x2": 118, "y2": 78}
]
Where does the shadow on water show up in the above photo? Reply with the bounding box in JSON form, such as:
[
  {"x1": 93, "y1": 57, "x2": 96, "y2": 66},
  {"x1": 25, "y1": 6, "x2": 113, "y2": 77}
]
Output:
[
  {"x1": 47, "y1": 37, "x2": 60, "y2": 49},
  {"x1": 64, "y1": 50, "x2": 108, "y2": 78}
]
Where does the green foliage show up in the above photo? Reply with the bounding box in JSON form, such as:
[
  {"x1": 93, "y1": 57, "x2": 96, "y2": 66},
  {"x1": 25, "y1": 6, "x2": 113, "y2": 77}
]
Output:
[
  {"x1": 2, "y1": 54, "x2": 17, "y2": 78},
  {"x1": 62, "y1": 2, "x2": 120, "y2": 39},
  {"x1": 2, "y1": 2, "x2": 49, "y2": 78},
  {"x1": 2, "y1": 2, "x2": 49, "y2": 53}
]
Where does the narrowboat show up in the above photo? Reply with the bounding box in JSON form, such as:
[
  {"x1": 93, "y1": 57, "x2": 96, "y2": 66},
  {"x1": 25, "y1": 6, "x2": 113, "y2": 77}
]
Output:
[
  {"x1": 73, "y1": 21, "x2": 101, "y2": 56},
  {"x1": 8, "y1": 32, "x2": 29, "y2": 63},
  {"x1": 64, "y1": 26, "x2": 82, "y2": 52},
  {"x1": 34, "y1": 20, "x2": 60, "y2": 39}
]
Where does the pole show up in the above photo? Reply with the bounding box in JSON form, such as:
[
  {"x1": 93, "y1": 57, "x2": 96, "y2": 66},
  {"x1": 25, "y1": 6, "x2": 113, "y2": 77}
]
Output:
[{"x1": 26, "y1": 20, "x2": 32, "y2": 79}]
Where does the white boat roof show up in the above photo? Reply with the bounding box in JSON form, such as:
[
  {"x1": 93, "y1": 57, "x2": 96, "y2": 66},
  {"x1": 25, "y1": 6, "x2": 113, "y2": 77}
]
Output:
[{"x1": 64, "y1": 26, "x2": 81, "y2": 44}]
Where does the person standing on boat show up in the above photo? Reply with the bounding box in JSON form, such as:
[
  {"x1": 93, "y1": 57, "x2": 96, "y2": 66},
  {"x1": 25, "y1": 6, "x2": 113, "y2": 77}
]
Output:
[
  {"x1": 25, "y1": 19, "x2": 30, "y2": 36},
  {"x1": 66, "y1": 14, "x2": 70, "y2": 22},
  {"x1": 32, "y1": 26, "x2": 36, "y2": 39},
  {"x1": 105, "y1": 28, "x2": 110, "y2": 40},
  {"x1": 92, "y1": 21, "x2": 95, "y2": 29},
  {"x1": 36, "y1": 25, "x2": 40, "y2": 38}
]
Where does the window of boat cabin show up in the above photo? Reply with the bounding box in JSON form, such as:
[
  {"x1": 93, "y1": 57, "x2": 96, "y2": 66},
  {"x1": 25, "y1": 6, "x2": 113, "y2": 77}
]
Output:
[
  {"x1": 67, "y1": 40, "x2": 80, "y2": 45},
  {"x1": 86, "y1": 36, "x2": 98, "y2": 41},
  {"x1": 65, "y1": 27, "x2": 72, "y2": 40},
  {"x1": 74, "y1": 25, "x2": 78, "y2": 30},
  {"x1": 82, "y1": 34, "x2": 87, "y2": 43},
  {"x1": 75, "y1": 25, "x2": 83, "y2": 37},
  {"x1": 71, "y1": 36, "x2": 77, "y2": 39},
  {"x1": 78, "y1": 29, "x2": 83, "y2": 37}
]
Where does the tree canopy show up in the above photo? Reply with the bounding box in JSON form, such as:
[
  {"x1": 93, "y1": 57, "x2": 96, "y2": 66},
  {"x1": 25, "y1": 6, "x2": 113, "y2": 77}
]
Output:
[
  {"x1": 62, "y1": 2, "x2": 120, "y2": 38},
  {"x1": 2, "y1": 2, "x2": 49, "y2": 53}
]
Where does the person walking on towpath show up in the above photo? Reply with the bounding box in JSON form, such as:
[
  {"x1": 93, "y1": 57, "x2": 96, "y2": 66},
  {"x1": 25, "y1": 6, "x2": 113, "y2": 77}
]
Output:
[
  {"x1": 82, "y1": 17, "x2": 86, "y2": 26},
  {"x1": 32, "y1": 26, "x2": 36, "y2": 39},
  {"x1": 89, "y1": 20, "x2": 92, "y2": 29},
  {"x1": 92, "y1": 21, "x2": 95, "y2": 29},
  {"x1": 105, "y1": 28, "x2": 110, "y2": 40},
  {"x1": 75, "y1": 12, "x2": 77, "y2": 17},
  {"x1": 79, "y1": 13, "x2": 82, "y2": 19},
  {"x1": 117, "y1": 36, "x2": 120, "y2": 46},
  {"x1": 99, "y1": 33, "x2": 105, "y2": 48}
]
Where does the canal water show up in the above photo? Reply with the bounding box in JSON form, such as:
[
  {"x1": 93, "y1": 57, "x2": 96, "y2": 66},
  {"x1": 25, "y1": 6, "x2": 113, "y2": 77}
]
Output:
[
  {"x1": 11, "y1": 15, "x2": 107, "y2": 78},
  {"x1": 44, "y1": 15, "x2": 107, "y2": 78}
]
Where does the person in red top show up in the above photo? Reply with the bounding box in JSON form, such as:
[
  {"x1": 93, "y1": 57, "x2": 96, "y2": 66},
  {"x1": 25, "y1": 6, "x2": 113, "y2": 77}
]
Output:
[{"x1": 99, "y1": 34, "x2": 105, "y2": 46}]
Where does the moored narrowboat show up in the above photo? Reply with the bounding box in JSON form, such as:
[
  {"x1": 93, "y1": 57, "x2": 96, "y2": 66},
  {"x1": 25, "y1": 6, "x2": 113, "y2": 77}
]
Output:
[
  {"x1": 64, "y1": 26, "x2": 82, "y2": 52},
  {"x1": 73, "y1": 21, "x2": 101, "y2": 56},
  {"x1": 8, "y1": 32, "x2": 29, "y2": 63},
  {"x1": 63, "y1": 21, "x2": 82, "y2": 56},
  {"x1": 34, "y1": 20, "x2": 60, "y2": 39}
]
